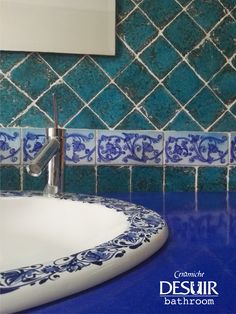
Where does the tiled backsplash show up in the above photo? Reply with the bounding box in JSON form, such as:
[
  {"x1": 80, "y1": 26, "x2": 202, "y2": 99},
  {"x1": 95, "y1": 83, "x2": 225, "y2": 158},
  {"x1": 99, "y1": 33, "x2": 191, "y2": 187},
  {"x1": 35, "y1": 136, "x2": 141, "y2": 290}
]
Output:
[
  {"x1": 0, "y1": 128, "x2": 236, "y2": 192},
  {"x1": 0, "y1": 0, "x2": 235, "y2": 192}
]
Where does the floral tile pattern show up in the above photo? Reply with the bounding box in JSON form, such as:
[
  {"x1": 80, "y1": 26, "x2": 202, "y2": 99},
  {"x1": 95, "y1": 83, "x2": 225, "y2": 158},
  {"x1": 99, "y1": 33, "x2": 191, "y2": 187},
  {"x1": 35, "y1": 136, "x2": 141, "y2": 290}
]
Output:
[
  {"x1": 22, "y1": 129, "x2": 46, "y2": 164},
  {"x1": 0, "y1": 128, "x2": 21, "y2": 164},
  {"x1": 97, "y1": 130, "x2": 163, "y2": 165},
  {"x1": 164, "y1": 132, "x2": 229, "y2": 166},
  {"x1": 65, "y1": 130, "x2": 96, "y2": 165}
]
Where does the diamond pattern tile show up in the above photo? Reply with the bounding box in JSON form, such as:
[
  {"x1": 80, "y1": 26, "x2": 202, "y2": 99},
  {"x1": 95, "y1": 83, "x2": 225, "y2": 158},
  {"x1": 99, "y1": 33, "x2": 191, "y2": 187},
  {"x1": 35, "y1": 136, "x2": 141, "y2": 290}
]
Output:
[
  {"x1": 209, "y1": 65, "x2": 236, "y2": 105},
  {"x1": 140, "y1": 0, "x2": 182, "y2": 29},
  {"x1": 66, "y1": 107, "x2": 107, "y2": 129},
  {"x1": 140, "y1": 86, "x2": 180, "y2": 129},
  {"x1": 90, "y1": 84, "x2": 133, "y2": 128},
  {"x1": 40, "y1": 53, "x2": 81, "y2": 76},
  {"x1": 92, "y1": 37, "x2": 133, "y2": 78},
  {"x1": 164, "y1": 13, "x2": 205, "y2": 55},
  {"x1": 0, "y1": 79, "x2": 31, "y2": 125},
  {"x1": 164, "y1": 62, "x2": 203, "y2": 104},
  {"x1": 187, "y1": 0, "x2": 225, "y2": 32},
  {"x1": 10, "y1": 54, "x2": 58, "y2": 99},
  {"x1": 186, "y1": 87, "x2": 226, "y2": 128},
  {"x1": 115, "y1": 60, "x2": 157, "y2": 103},
  {"x1": 211, "y1": 16, "x2": 236, "y2": 58},
  {"x1": 188, "y1": 40, "x2": 226, "y2": 81},
  {"x1": 64, "y1": 57, "x2": 109, "y2": 102},
  {"x1": 117, "y1": 9, "x2": 157, "y2": 53},
  {"x1": 0, "y1": 0, "x2": 235, "y2": 133},
  {"x1": 140, "y1": 36, "x2": 181, "y2": 79}
]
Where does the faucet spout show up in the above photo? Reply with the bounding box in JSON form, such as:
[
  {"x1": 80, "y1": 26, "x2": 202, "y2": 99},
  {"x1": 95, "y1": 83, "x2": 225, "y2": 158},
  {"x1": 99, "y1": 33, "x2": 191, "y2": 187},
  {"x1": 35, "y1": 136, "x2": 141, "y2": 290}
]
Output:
[
  {"x1": 26, "y1": 138, "x2": 60, "y2": 177},
  {"x1": 26, "y1": 128, "x2": 65, "y2": 196}
]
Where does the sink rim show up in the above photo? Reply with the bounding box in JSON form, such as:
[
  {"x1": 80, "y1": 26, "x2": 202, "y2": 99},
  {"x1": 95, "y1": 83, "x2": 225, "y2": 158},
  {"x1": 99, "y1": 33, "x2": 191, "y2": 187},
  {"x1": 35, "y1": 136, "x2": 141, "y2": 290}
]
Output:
[{"x1": 0, "y1": 191, "x2": 167, "y2": 296}]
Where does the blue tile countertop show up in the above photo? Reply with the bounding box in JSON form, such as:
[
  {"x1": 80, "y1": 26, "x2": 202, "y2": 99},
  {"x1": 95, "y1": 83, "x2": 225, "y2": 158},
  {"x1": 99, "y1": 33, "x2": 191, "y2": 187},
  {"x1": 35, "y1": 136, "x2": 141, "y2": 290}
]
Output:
[{"x1": 22, "y1": 192, "x2": 236, "y2": 314}]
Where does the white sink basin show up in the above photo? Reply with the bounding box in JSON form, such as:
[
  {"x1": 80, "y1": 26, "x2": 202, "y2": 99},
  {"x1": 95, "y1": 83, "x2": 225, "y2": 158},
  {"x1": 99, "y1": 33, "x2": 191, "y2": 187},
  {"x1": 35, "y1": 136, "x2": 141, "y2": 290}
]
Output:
[{"x1": 0, "y1": 192, "x2": 168, "y2": 314}]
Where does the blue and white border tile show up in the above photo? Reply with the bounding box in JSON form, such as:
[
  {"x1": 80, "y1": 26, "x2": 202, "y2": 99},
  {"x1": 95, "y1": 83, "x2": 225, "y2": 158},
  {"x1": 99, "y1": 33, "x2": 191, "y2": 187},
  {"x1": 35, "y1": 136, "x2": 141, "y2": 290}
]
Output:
[
  {"x1": 22, "y1": 128, "x2": 47, "y2": 164},
  {"x1": 97, "y1": 130, "x2": 163, "y2": 165},
  {"x1": 230, "y1": 133, "x2": 236, "y2": 165},
  {"x1": 164, "y1": 132, "x2": 229, "y2": 166},
  {"x1": 65, "y1": 129, "x2": 96, "y2": 165},
  {"x1": 0, "y1": 128, "x2": 21, "y2": 165}
]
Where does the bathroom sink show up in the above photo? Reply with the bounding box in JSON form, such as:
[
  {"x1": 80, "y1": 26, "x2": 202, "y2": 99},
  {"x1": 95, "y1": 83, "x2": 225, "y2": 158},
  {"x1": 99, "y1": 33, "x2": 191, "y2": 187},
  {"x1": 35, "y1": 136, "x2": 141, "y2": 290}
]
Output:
[{"x1": 0, "y1": 192, "x2": 168, "y2": 314}]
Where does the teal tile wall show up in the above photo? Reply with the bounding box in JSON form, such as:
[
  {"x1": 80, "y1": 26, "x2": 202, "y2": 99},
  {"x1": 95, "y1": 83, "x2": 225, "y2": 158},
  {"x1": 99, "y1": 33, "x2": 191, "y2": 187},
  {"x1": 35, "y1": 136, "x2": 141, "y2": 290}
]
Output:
[{"x1": 0, "y1": 0, "x2": 236, "y2": 193}]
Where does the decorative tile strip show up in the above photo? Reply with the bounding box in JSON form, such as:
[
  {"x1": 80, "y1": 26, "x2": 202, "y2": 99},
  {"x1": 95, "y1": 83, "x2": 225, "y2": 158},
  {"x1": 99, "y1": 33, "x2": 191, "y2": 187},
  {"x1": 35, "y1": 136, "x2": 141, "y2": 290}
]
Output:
[
  {"x1": 0, "y1": 128, "x2": 20, "y2": 164},
  {"x1": 65, "y1": 130, "x2": 96, "y2": 165},
  {"x1": 165, "y1": 132, "x2": 228, "y2": 166},
  {"x1": 97, "y1": 131, "x2": 163, "y2": 165},
  {"x1": 230, "y1": 133, "x2": 236, "y2": 164},
  {"x1": 22, "y1": 129, "x2": 46, "y2": 164}
]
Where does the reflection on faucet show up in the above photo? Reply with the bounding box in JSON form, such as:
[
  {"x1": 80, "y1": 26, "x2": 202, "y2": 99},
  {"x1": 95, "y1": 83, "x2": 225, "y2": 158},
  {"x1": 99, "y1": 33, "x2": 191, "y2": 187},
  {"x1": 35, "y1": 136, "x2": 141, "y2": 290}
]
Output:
[{"x1": 26, "y1": 95, "x2": 65, "y2": 196}]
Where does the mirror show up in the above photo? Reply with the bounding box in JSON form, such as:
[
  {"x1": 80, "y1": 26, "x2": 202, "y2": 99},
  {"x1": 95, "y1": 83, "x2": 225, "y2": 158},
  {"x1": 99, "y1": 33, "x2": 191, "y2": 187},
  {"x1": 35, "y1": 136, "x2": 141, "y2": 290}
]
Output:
[{"x1": 0, "y1": 0, "x2": 116, "y2": 55}]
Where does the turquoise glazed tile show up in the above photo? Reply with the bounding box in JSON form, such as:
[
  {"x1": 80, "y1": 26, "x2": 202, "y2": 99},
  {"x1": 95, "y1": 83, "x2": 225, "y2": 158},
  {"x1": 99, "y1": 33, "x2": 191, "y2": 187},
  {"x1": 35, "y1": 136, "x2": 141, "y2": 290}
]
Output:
[
  {"x1": 165, "y1": 167, "x2": 196, "y2": 192},
  {"x1": 209, "y1": 65, "x2": 236, "y2": 105},
  {"x1": 198, "y1": 167, "x2": 227, "y2": 192},
  {"x1": 23, "y1": 168, "x2": 47, "y2": 191},
  {"x1": 0, "y1": 166, "x2": 21, "y2": 190},
  {"x1": 64, "y1": 166, "x2": 96, "y2": 194},
  {"x1": 219, "y1": 0, "x2": 236, "y2": 9},
  {"x1": 211, "y1": 16, "x2": 236, "y2": 58},
  {"x1": 140, "y1": 0, "x2": 181, "y2": 29},
  {"x1": 37, "y1": 83, "x2": 84, "y2": 126},
  {"x1": 186, "y1": 87, "x2": 226, "y2": 128},
  {"x1": 140, "y1": 37, "x2": 181, "y2": 79},
  {"x1": 187, "y1": 0, "x2": 225, "y2": 31},
  {"x1": 230, "y1": 133, "x2": 236, "y2": 164},
  {"x1": 65, "y1": 130, "x2": 96, "y2": 165},
  {"x1": 140, "y1": 86, "x2": 180, "y2": 129},
  {"x1": 93, "y1": 38, "x2": 133, "y2": 78},
  {"x1": 97, "y1": 166, "x2": 130, "y2": 193},
  {"x1": 11, "y1": 107, "x2": 53, "y2": 128},
  {"x1": 0, "y1": 79, "x2": 31, "y2": 125},
  {"x1": 164, "y1": 13, "x2": 205, "y2": 55},
  {"x1": 90, "y1": 84, "x2": 133, "y2": 128},
  {"x1": 97, "y1": 130, "x2": 163, "y2": 165},
  {"x1": 116, "y1": 0, "x2": 135, "y2": 23},
  {"x1": 22, "y1": 128, "x2": 46, "y2": 164},
  {"x1": 64, "y1": 57, "x2": 109, "y2": 102},
  {"x1": 117, "y1": 110, "x2": 155, "y2": 130},
  {"x1": 164, "y1": 62, "x2": 203, "y2": 104},
  {"x1": 210, "y1": 112, "x2": 236, "y2": 132},
  {"x1": 229, "y1": 167, "x2": 236, "y2": 191},
  {"x1": 188, "y1": 40, "x2": 225, "y2": 81},
  {"x1": 117, "y1": 9, "x2": 157, "y2": 53},
  {"x1": 115, "y1": 61, "x2": 157, "y2": 103},
  {"x1": 165, "y1": 131, "x2": 228, "y2": 166},
  {"x1": 66, "y1": 108, "x2": 107, "y2": 129},
  {"x1": 132, "y1": 166, "x2": 163, "y2": 192},
  {"x1": 40, "y1": 53, "x2": 81, "y2": 76},
  {"x1": 165, "y1": 111, "x2": 202, "y2": 131},
  {"x1": 10, "y1": 54, "x2": 58, "y2": 99},
  {"x1": 0, "y1": 128, "x2": 21, "y2": 165},
  {"x1": 0, "y1": 51, "x2": 28, "y2": 73}
]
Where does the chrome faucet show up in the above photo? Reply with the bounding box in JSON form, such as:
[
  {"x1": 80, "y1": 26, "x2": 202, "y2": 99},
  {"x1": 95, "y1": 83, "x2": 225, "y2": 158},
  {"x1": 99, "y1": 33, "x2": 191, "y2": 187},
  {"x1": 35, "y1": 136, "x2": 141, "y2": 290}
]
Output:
[{"x1": 26, "y1": 96, "x2": 65, "y2": 196}]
